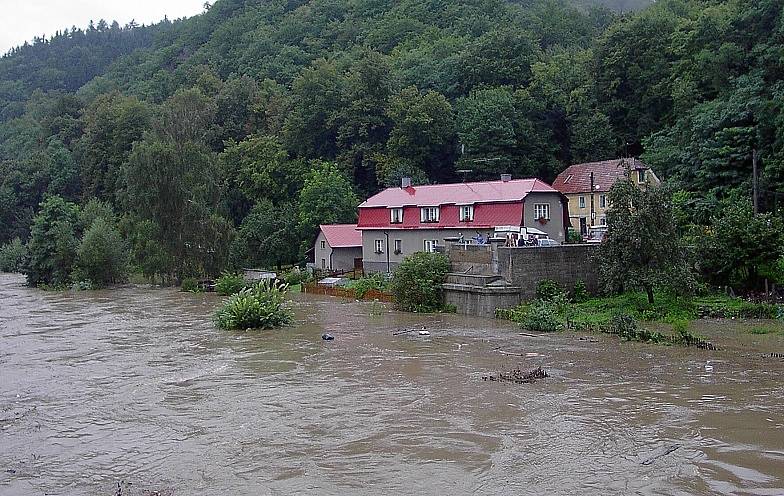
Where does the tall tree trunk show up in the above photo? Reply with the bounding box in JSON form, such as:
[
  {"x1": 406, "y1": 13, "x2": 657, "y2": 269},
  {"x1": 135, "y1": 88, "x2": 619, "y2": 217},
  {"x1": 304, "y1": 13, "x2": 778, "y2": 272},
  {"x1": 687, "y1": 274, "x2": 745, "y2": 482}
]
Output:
[{"x1": 645, "y1": 285, "x2": 655, "y2": 304}]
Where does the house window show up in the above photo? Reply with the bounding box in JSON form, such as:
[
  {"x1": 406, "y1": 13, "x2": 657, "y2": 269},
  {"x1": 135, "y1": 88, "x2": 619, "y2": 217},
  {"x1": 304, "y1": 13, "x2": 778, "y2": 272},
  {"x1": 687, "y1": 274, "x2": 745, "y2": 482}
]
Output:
[
  {"x1": 423, "y1": 239, "x2": 439, "y2": 253},
  {"x1": 420, "y1": 206, "x2": 440, "y2": 223},
  {"x1": 600, "y1": 216, "x2": 607, "y2": 226},
  {"x1": 599, "y1": 195, "x2": 606, "y2": 208},
  {"x1": 637, "y1": 170, "x2": 646, "y2": 183},
  {"x1": 459, "y1": 205, "x2": 474, "y2": 222},
  {"x1": 394, "y1": 239, "x2": 402, "y2": 254},
  {"x1": 320, "y1": 240, "x2": 326, "y2": 249},
  {"x1": 390, "y1": 208, "x2": 403, "y2": 224},
  {"x1": 374, "y1": 239, "x2": 384, "y2": 254},
  {"x1": 321, "y1": 258, "x2": 326, "y2": 269},
  {"x1": 534, "y1": 203, "x2": 551, "y2": 220},
  {"x1": 578, "y1": 196, "x2": 586, "y2": 209}
]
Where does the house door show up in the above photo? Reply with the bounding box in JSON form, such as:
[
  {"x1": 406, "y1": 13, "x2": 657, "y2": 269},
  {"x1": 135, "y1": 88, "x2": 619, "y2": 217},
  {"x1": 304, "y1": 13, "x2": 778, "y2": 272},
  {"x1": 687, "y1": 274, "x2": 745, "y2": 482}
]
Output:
[{"x1": 579, "y1": 217, "x2": 587, "y2": 236}]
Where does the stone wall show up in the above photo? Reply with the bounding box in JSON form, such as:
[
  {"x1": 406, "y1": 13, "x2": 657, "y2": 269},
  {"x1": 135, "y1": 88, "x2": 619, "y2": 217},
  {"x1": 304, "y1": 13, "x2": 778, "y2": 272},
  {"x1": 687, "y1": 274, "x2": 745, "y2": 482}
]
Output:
[{"x1": 497, "y1": 245, "x2": 599, "y2": 299}]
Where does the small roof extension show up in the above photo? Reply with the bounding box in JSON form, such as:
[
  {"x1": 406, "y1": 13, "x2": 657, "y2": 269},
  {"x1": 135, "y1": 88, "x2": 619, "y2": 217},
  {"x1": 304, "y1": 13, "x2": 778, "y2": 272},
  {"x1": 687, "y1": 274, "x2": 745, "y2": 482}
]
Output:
[{"x1": 319, "y1": 224, "x2": 362, "y2": 248}]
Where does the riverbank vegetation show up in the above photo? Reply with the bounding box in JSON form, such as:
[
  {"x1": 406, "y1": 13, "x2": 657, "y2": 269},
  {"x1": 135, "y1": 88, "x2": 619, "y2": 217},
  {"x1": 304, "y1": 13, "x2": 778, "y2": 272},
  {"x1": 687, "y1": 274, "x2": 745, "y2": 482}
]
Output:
[
  {"x1": 214, "y1": 281, "x2": 292, "y2": 330},
  {"x1": 1, "y1": 0, "x2": 783, "y2": 289},
  {"x1": 498, "y1": 281, "x2": 783, "y2": 344},
  {"x1": 390, "y1": 252, "x2": 451, "y2": 313}
]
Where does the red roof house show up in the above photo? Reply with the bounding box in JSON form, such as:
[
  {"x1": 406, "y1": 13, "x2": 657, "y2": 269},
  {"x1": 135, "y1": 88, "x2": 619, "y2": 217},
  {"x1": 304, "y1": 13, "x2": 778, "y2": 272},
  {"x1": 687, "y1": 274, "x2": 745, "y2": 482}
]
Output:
[
  {"x1": 314, "y1": 224, "x2": 362, "y2": 272},
  {"x1": 358, "y1": 176, "x2": 569, "y2": 273}
]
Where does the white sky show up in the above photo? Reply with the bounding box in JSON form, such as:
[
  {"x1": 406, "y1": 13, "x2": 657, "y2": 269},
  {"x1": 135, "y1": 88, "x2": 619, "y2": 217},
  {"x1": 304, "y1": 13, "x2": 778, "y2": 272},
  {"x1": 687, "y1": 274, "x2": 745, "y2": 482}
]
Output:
[{"x1": 0, "y1": 0, "x2": 206, "y2": 54}]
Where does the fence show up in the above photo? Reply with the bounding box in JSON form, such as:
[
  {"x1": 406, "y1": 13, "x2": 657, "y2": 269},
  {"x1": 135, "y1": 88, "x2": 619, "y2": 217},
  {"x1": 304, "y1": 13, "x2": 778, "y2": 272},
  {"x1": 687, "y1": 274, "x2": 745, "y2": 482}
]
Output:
[{"x1": 301, "y1": 283, "x2": 395, "y2": 303}]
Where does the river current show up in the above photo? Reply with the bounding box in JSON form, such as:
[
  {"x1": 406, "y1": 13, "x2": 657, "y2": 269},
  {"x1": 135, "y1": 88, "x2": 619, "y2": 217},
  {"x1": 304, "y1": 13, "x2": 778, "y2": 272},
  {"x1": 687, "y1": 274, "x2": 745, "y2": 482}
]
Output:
[{"x1": 1, "y1": 273, "x2": 782, "y2": 495}]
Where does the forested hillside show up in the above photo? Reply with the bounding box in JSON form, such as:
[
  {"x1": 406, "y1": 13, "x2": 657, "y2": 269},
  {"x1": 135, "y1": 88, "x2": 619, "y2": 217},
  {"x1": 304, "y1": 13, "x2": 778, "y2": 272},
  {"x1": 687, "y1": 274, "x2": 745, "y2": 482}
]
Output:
[{"x1": 0, "y1": 0, "x2": 782, "y2": 284}]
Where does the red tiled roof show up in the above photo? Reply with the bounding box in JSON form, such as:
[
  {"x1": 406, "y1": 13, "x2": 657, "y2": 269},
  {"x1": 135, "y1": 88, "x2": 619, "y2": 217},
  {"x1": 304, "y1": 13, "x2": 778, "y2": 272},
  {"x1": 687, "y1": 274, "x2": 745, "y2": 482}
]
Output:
[
  {"x1": 359, "y1": 178, "x2": 558, "y2": 208},
  {"x1": 320, "y1": 224, "x2": 361, "y2": 248},
  {"x1": 552, "y1": 158, "x2": 648, "y2": 194}
]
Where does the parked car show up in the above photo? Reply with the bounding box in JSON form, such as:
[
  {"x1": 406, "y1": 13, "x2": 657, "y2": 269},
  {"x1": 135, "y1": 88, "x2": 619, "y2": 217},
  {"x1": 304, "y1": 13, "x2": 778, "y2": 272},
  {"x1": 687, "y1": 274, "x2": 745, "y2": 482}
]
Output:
[
  {"x1": 585, "y1": 226, "x2": 608, "y2": 244},
  {"x1": 537, "y1": 238, "x2": 560, "y2": 247}
]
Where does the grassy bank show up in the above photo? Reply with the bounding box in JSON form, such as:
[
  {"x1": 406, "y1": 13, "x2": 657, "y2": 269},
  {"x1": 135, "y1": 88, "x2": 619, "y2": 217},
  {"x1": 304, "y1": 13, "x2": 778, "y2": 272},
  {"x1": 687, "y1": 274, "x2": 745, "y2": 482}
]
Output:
[{"x1": 497, "y1": 291, "x2": 783, "y2": 344}]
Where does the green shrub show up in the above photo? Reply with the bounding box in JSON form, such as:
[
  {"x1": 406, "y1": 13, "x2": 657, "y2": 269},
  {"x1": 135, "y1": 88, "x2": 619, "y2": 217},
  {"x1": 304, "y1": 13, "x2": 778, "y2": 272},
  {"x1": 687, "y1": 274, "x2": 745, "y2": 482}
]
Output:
[
  {"x1": 390, "y1": 252, "x2": 450, "y2": 312},
  {"x1": 349, "y1": 273, "x2": 388, "y2": 299},
  {"x1": 279, "y1": 267, "x2": 312, "y2": 286},
  {"x1": 607, "y1": 313, "x2": 667, "y2": 343},
  {"x1": 181, "y1": 277, "x2": 201, "y2": 293},
  {"x1": 0, "y1": 238, "x2": 27, "y2": 273},
  {"x1": 214, "y1": 281, "x2": 292, "y2": 330},
  {"x1": 71, "y1": 218, "x2": 129, "y2": 287},
  {"x1": 536, "y1": 279, "x2": 562, "y2": 301},
  {"x1": 25, "y1": 196, "x2": 80, "y2": 287},
  {"x1": 216, "y1": 271, "x2": 246, "y2": 296},
  {"x1": 572, "y1": 280, "x2": 589, "y2": 303},
  {"x1": 523, "y1": 300, "x2": 562, "y2": 332},
  {"x1": 695, "y1": 295, "x2": 781, "y2": 319}
]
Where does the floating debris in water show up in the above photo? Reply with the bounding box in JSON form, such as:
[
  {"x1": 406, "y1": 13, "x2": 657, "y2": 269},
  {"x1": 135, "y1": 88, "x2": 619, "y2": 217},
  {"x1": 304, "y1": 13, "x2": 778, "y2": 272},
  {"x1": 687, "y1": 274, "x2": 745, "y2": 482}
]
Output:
[
  {"x1": 641, "y1": 444, "x2": 681, "y2": 465},
  {"x1": 418, "y1": 330, "x2": 430, "y2": 336},
  {"x1": 482, "y1": 366, "x2": 548, "y2": 384},
  {"x1": 321, "y1": 333, "x2": 335, "y2": 341}
]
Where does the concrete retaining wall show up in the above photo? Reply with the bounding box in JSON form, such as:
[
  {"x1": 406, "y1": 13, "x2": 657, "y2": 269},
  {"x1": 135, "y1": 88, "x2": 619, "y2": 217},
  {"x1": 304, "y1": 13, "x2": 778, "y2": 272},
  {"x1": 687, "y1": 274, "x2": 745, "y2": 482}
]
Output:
[{"x1": 497, "y1": 245, "x2": 599, "y2": 299}]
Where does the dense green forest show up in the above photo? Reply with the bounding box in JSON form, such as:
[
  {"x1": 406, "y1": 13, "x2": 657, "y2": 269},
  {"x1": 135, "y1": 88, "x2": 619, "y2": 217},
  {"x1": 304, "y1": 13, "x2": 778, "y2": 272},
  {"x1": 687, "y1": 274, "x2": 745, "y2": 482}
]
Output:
[{"x1": 0, "y1": 0, "x2": 782, "y2": 287}]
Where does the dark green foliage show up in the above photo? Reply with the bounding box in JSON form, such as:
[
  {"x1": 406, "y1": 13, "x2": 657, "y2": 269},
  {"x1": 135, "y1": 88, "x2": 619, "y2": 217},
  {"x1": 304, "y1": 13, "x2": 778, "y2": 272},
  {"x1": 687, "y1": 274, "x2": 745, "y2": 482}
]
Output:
[
  {"x1": 598, "y1": 180, "x2": 692, "y2": 303},
  {"x1": 698, "y1": 201, "x2": 784, "y2": 290},
  {"x1": 24, "y1": 196, "x2": 80, "y2": 287},
  {"x1": 349, "y1": 273, "x2": 389, "y2": 299},
  {"x1": 0, "y1": 238, "x2": 26, "y2": 272},
  {"x1": 214, "y1": 281, "x2": 292, "y2": 330},
  {"x1": 536, "y1": 279, "x2": 562, "y2": 301},
  {"x1": 72, "y1": 218, "x2": 129, "y2": 287},
  {"x1": 230, "y1": 201, "x2": 300, "y2": 270},
  {"x1": 390, "y1": 252, "x2": 450, "y2": 312},
  {"x1": 297, "y1": 162, "x2": 359, "y2": 246},
  {"x1": 180, "y1": 277, "x2": 201, "y2": 293},
  {"x1": 572, "y1": 280, "x2": 589, "y2": 302},
  {"x1": 215, "y1": 271, "x2": 247, "y2": 296},
  {"x1": 523, "y1": 300, "x2": 563, "y2": 333},
  {"x1": 278, "y1": 268, "x2": 312, "y2": 286}
]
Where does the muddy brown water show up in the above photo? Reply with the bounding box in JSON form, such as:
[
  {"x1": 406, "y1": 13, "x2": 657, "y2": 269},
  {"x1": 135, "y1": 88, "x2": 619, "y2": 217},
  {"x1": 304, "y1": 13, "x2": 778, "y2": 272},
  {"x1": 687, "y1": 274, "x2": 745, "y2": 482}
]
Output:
[{"x1": 1, "y1": 273, "x2": 783, "y2": 496}]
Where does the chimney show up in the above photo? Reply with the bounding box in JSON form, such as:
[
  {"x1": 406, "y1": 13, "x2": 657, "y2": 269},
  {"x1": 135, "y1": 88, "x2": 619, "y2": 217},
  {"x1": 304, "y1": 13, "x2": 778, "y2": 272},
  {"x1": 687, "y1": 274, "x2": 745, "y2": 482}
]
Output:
[
  {"x1": 500, "y1": 174, "x2": 512, "y2": 182},
  {"x1": 401, "y1": 177, "x2": 412, "y2": 188}
]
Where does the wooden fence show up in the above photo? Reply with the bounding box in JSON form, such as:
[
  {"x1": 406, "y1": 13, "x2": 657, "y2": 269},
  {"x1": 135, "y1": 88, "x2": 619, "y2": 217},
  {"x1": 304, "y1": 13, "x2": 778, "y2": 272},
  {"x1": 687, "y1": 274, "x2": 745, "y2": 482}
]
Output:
[{"x1": 301, "y1": 283, "x2": 395, "y2": 303}]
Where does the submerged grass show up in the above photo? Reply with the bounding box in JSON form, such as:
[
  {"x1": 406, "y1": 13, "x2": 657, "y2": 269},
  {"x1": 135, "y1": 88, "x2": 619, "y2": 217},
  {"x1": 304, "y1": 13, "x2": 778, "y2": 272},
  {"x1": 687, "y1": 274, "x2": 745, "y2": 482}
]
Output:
[{"x1": 497, "y1": 291, "x2": 782, "y2": 346}]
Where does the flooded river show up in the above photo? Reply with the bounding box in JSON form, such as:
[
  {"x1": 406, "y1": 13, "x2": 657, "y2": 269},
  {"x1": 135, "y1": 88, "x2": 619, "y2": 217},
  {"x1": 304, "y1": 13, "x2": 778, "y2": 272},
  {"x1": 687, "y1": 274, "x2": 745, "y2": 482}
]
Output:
[{"x1": 1, "y1": 273, "x2": 783, "y2": 495}]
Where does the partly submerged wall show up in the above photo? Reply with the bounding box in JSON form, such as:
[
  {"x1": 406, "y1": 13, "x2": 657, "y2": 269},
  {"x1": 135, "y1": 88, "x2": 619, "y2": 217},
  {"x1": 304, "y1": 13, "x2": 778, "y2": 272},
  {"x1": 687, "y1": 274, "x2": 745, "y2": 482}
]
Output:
[{"x1": 497, "y1": 245, "x2": 599, "y2": 300}]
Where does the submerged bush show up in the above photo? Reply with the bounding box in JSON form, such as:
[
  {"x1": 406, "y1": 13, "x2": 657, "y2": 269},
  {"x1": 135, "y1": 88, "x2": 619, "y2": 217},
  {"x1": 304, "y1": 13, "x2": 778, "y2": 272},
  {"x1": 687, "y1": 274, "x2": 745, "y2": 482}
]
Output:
[
  {"x1": 181, "y1": 277, "x2": 201, "y2": 293},
  {"x1": 349, "y1": 273, "x2": 388, "y2": 299},
  {"x1": 391, "y1": 252, "x2": 450, "y2": 312},
  {"x1": 523, "y1": 300, "x2": 562, "y2": 332},
  {"x1": 216, "y1": 271, "x2": 246, "y2": 296},
  {"x1": 72, "y1": 218, "x2": 129, "y2": 287},
  {"x1": 214, "y1": 281, "x2": 292, "y2": 330},
  {"x1": 0, "y1": 238, "x2": 27, "y2": 273}
]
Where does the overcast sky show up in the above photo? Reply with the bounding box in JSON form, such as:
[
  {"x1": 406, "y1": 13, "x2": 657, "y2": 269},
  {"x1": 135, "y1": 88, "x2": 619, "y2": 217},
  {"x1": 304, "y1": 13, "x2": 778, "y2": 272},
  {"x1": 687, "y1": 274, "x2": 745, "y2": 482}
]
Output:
[{"x1": 0, "y1": 0, "x2": 206, "y2": 54}]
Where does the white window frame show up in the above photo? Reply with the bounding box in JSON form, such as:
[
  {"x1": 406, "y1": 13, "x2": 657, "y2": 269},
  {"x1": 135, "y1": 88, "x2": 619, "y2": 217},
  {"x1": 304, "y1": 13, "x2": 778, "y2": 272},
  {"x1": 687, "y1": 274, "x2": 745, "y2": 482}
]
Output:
[
  {"x1": 420, "y1": 206, "x2": 440, "y2": 223},
  {"x1": 600, "y1": 216, "x2": 607, "y2": 226},
  {"x1": 390, "y1": 208, "x2": 403, "y2": 224},
  {"x1": 578, "y1": 196, "x2": 586, "y2": 209},
  {"x1": 423, "y1": 239, "x2": 439, "y2": 253},
  {"x1": 459, "y1": 205, "x2": 474, "y2": 222},
  {"x1": 599, "y1": 195, "x2": 606, "y2": 208},
  {"x1": 374, "y1": 239, "x2": 384, "y2": 254},
  {"x1": 534, "y1": 203, "x2": 551, "y2": 220},
  {"x1": 394, "y1": 239, "x2": 402, "y2": 254},
  {"x1": 320, "y1": 240, "x2": 326, "y2": 249},
  {"x1": 637, "y1": 170, "x2": 646, "y2": 183}
]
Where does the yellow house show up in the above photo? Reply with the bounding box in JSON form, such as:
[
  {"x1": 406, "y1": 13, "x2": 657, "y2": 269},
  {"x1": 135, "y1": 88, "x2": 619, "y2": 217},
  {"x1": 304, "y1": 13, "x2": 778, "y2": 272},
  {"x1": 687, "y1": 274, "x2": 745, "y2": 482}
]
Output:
[{"x1": 552, "y1": 158, "x2": 660, "y2": 236}]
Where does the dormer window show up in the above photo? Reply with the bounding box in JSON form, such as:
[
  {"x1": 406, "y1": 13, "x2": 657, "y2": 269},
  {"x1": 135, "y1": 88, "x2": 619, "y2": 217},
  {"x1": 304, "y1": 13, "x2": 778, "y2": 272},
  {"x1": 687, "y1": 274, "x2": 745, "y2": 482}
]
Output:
[
  {"x1": 459, "y1": 205, "x2": 474, "y2": 222},
  {"x1": 390, "y1": 208, "x2": 403, "y2": 224},
  {"x1": 637, "y1": 170, "x2": 646, "y2": 183},
  {"x1": 420, "y1": 206, "x2": 440, "y2": 223}
]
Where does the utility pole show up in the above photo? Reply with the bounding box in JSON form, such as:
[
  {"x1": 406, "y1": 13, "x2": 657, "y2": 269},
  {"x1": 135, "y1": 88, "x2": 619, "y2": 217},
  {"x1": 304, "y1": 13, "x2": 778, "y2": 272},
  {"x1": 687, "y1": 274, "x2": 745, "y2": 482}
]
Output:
[
  {"x1": 590, "y1": 171, "x2": 596, "y2": 227},
  {"x1": 752, "y1": 149, "x2": 759, "y2": 214}
]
